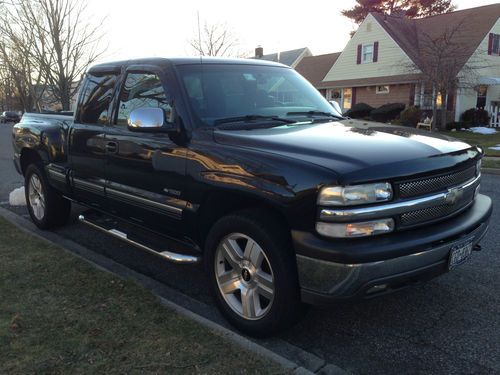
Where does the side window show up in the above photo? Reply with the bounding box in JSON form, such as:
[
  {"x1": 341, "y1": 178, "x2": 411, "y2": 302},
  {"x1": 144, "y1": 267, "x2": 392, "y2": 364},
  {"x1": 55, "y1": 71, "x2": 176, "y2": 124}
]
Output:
[
  {"x1": 78, "y1": 72, "x2": 118, "y2": 125},
  {"x1": 116, "y1": 72, "x2": 171, "y2": 126}
]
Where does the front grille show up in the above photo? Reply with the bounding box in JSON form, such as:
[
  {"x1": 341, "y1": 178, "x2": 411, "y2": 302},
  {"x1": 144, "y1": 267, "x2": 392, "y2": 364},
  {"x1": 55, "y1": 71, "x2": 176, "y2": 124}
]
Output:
[
  {"x1": 399, "y1": 184, "x2": 476, "y2": 227},
  {"x1": 398, "y1": 165, "x2": 476, "y2": 198}
]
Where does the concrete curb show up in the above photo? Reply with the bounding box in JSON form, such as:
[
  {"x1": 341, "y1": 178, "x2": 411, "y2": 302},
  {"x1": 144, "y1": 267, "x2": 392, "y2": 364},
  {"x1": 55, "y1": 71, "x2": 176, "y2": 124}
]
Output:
[{"x1": 0, "y1": 206, "x2": 348, "y2": 374}]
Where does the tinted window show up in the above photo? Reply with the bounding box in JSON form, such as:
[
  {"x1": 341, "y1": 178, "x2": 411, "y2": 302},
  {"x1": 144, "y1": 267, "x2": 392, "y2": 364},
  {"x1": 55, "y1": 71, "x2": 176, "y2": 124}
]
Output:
[
  {"x1": 78, "y1": 72, "x2": 118, "y2": 125},
  {"x1": 177, "y1": 64, "x2": 334, "y2": 127},
  {"x1": 116, "y1": 73, "x2": 171, "y2": 126}
]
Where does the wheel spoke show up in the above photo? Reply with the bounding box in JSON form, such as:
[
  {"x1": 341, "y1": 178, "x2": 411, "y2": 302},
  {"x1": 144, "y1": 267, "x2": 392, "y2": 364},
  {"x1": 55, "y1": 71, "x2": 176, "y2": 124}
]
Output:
[
  {"x1": 244, "y1": 239, "x2": 264, "y2": 268},
  {"x1": 221, "y1": 238, "x2": 243, "y2": 268},
  {"x1": 30, "y1": 179, "x2": 38, "y2": 196},
  {"x1": 241, "y1": 287, "x2": 259, "y2": 319},
  {"x1": 256, "y1": 270, "x2": 274, "y2": 300},
  {"x1": 218, "y1": 271, "x2": 241, "y2": 294}
]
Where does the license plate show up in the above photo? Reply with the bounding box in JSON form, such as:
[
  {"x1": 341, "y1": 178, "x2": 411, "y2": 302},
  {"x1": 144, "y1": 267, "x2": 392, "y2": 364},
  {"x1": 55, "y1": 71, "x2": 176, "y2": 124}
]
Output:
[{"x1": 448, "y1": 240, "x2": 474, "y2": 270}]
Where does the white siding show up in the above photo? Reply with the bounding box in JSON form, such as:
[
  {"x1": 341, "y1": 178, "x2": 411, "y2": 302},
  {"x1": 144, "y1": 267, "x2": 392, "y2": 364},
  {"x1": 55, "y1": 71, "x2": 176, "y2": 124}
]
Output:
[
  {"x1": 323, "y1": 14, "x2": 418, "y2": 82},
  {"x1": 458, "y1": 17, "x2": 500, "y2": 81},
  {"x1": 455, "y1": 17, "x2": 500, "y2": 121},
  {"x1": 455, "y1": 88, "x2": 477, "y2": 121}
]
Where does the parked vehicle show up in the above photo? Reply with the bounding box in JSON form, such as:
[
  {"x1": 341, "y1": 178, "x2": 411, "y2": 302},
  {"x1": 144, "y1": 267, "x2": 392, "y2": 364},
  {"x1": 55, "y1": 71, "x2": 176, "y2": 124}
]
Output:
[
  {"x1": 12, "y1": 57, "x2": 492, "y2": 337},
  {"x1": 1, "y1": 111, "x2": 21, "y2": 123}
]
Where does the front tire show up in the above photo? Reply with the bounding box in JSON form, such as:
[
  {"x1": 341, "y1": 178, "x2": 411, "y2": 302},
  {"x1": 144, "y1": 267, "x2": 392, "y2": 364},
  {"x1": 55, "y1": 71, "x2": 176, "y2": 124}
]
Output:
[
  {"x1": 205, "y1": 210, "x2": 303, "y2": 337},
  {"x1": 25, "y1": 163, "x2": 71, "y2": 229}
]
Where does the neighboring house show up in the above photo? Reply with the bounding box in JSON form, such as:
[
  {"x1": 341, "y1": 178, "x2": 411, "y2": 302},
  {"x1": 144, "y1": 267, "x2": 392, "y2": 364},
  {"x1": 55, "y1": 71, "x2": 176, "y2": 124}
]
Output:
[
  {"x1": 253, "y1": 46, "x2": 312, "y2": 68},
  {"x1": 309, "y1": 4, "x2": 500, "y2": 126},
  {"x1": 295, "y1": 52, "x2": 341, "y2": 96}
]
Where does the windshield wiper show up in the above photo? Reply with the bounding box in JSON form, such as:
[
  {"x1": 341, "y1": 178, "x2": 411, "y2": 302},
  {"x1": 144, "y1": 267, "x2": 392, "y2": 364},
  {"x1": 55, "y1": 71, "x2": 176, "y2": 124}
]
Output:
[
  {"x1": 213, "y1": 115, "x2": 296, "y2": 126},
  {"x1": 286, "y1": 111, "x2": 344, "y2": 120}
]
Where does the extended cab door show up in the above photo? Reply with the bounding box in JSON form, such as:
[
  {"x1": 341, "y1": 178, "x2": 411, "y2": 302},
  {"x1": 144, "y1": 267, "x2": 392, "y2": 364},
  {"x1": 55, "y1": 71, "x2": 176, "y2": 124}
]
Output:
[
  {"x1": 104, "y1": 67, "x2": 188, "y2": 237},
  {"x1": 70, "y1": 70, "x2": 120, "y2": 209}
]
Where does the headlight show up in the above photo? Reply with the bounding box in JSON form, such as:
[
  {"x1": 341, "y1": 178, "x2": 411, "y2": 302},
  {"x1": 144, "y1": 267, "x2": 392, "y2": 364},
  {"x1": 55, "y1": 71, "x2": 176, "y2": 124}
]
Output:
[
  {"x1": 318, "y1": 182, "x2": 392, "y2": 206},
  {"x1": 476, "y1": 159, "x2": 482, "y2": 175},
  {"x1": 316, "y1": 218, "x2": 394, "y2": 238}
]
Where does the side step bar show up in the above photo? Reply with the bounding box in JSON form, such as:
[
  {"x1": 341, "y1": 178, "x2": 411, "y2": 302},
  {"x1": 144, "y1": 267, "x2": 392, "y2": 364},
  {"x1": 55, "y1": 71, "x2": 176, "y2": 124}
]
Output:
[{"x1": 78, "y1": 214, "x2": 201, "y2": 264}]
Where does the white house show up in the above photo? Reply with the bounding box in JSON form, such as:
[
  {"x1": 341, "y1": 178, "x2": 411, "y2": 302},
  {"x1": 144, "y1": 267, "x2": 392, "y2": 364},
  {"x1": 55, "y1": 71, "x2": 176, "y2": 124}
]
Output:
[{"x1": 300, "y1": 4, "x2": 500, "y2": 126}]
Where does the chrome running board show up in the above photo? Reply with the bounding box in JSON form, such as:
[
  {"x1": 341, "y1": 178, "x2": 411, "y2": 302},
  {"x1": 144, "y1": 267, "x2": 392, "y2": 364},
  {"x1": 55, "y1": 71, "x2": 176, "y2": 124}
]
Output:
[{"x1": 78, "y1": 214, "x2": 201, "y2": 264}]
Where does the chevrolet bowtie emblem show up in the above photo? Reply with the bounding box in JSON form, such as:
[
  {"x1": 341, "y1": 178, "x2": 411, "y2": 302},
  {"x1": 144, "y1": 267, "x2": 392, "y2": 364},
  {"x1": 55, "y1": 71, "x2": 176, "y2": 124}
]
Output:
[{"x1": 444, "y1": 186, "x2": 464, "y2": 205}]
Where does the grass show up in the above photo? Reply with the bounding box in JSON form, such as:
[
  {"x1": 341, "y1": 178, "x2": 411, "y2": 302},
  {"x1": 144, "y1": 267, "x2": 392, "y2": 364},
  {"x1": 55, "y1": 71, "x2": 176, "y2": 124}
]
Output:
[
  {"x1": 482, "y1": 158, "x2": 500, "y2": 169},
  {"x1": 441, "y1": 130, "x2": 500, "y2": 157},
  {"x1": 0, "y1": 217, "x2": 286, "y2": 375}
]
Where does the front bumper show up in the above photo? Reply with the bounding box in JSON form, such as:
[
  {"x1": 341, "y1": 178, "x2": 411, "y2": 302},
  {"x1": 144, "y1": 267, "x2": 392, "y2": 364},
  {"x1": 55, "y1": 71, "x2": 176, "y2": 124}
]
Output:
[{"x1": 294, "y1": 194, "x2": 492, "y2": 304}]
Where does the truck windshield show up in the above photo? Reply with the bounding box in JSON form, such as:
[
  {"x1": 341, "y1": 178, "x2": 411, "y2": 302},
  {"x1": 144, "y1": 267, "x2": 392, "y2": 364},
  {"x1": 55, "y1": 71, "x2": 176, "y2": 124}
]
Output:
[{"x1": 176, "y1": 63, "x2": 338, "y2": 128}]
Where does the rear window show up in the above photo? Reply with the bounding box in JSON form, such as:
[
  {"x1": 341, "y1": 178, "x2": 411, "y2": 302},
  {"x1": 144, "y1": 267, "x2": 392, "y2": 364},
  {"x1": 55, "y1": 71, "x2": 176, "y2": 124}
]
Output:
[{"x1": 77, "y1": 72, "x2": 119, "y2": 125}]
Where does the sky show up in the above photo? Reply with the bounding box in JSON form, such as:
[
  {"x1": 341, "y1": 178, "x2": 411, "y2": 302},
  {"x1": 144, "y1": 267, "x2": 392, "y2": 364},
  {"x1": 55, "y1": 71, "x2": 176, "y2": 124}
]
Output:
[{"x1": 88, "y1": 0, "x2": 499, "y2": 64}]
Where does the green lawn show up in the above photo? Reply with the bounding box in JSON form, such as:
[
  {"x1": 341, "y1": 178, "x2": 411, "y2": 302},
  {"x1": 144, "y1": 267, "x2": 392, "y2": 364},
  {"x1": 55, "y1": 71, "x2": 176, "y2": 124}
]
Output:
[
  {"x1": 441, "y1": 130, "x2": 500, "y2": 157},
  {"x1": 0, "y1": 217, "x2": 286, "y2": 375}
]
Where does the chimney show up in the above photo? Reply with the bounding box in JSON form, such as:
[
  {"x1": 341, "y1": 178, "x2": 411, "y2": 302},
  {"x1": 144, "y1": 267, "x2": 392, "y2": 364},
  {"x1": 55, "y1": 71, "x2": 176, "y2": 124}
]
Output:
[{"x1": 255, "y1": 46, "x2": 263, "y2": 58}]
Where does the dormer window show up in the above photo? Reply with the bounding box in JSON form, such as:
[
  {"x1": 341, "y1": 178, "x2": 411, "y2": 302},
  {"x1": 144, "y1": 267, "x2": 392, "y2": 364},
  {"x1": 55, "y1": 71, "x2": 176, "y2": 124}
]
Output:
[
  {"x1": 362, "y1": 44, "x2": 374, "y2": 63},
  {"x1": 489, "y1": 33, "x2": 499, "y2": 55},
  {"x1": 357, "y1": 42, "x2": 379, "y2": 64}
]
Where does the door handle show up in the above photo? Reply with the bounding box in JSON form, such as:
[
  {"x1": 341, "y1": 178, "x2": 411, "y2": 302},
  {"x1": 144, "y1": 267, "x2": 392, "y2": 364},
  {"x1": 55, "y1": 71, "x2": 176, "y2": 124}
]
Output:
[{"x1": 105, "y1": 141, "x2": 118, "y2": 153}]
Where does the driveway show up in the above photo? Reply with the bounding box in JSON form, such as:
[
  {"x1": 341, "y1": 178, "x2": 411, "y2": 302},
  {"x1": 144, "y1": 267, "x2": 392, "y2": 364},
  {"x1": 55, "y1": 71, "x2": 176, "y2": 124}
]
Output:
[{"x1": 1, "y1": 123, "x2": 498, "y2": 374}]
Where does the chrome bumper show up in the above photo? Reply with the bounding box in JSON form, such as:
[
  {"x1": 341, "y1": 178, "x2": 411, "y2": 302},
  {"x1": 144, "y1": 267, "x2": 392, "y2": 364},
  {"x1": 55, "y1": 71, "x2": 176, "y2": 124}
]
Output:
[{"x1": 297, "y1": 212, "x2": 490, "y2": 303}]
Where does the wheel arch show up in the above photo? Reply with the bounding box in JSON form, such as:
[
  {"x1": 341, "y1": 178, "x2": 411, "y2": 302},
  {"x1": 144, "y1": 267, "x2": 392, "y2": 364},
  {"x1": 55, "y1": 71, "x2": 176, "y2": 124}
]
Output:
[
  {"x1": 20, "y1": 148, "x2": 45, "y2": 176},
  {"x1": 196, "y1": 190, "x2": 291, "y2": 250}
]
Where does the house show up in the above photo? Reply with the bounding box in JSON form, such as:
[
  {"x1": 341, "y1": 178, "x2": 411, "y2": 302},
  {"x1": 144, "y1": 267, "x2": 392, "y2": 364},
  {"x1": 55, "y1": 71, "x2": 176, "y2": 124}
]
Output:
[
  {"x1": 305, "y1": 4, "x2": 500, "y2": 126},
  {"x1": 253, "y1": 46, "x2": 312, "y2": 68},
  {"x1": 295, "y1": 52, "x2": 341, "y2": 96}
]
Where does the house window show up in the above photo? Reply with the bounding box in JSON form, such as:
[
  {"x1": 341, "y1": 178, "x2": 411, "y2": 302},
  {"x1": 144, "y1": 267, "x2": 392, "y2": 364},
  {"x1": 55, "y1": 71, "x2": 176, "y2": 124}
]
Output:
[
  {"x1": 490, "y1": 34, "x2": 500, "y2": 55},
  {"x1": 362, "y1": 44, "x2": 374, "y2": 63},
  {"x1": 477, "y1": 85, "x2": 487, "y2": 108},
  {"x1": 376, "y1": 85, "x2": 390, "y2": 94}
]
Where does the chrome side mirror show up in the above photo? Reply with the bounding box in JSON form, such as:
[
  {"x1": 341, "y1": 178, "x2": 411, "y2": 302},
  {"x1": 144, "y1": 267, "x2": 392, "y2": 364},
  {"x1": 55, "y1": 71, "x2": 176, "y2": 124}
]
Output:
[
  {"x1": 128, "y1": 107, "x2": 176, "y2": 132},
  {"x1": 329, "y1": 100, "x2": 343, "y2": 116}
]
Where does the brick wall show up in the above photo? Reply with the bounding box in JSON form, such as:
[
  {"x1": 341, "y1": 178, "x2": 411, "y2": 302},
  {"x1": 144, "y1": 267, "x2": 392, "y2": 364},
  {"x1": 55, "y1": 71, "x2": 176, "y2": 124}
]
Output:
[{"x1": 355, "y1": 84, "x2": 413, "y2": 108}]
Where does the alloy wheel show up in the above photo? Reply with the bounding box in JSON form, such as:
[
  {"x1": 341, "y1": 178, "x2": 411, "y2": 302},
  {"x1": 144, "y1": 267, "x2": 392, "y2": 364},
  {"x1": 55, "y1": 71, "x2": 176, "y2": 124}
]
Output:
[
  {"x1": 214, "y1": 233, "x2": 275, "y2": 320},
  {"x1": 28, "y1": 174, "x2": 45, "y2": 220}
]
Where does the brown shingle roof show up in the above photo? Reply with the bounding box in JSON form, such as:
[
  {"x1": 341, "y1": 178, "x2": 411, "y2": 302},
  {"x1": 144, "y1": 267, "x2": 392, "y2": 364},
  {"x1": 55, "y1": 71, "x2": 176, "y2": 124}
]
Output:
[
  {"x1": 371, "y1": 4, "x2": 500, "y2": 75},
  {"x1": 295, "y1": 52, "x2": 341, "y2": 86}
]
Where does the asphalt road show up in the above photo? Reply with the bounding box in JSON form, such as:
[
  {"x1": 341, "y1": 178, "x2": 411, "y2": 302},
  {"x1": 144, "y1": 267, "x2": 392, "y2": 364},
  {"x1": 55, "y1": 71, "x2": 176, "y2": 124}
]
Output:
[{"x1": 1, "y1": 123, "x2": 499, "y2": 374}]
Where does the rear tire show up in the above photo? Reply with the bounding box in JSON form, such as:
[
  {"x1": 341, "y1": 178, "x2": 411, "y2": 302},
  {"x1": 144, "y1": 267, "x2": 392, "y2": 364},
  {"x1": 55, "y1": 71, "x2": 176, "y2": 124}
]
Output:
[
  {"x1": 205, "y1": 209, "x2": 303, "y2": 337},
  {"x1": 25, "y1": 163, "x2": 71, "y2": 229}
]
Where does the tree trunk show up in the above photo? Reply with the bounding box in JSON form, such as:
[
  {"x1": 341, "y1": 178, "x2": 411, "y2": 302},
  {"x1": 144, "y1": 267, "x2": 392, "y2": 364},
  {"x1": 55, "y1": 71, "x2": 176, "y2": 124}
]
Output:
[
  {"x1": 440, "y1": 90, "x2": 448, "y2": 131},
  {"x1": 431, "y1": 85, "x2": 438, "y2": 131}
]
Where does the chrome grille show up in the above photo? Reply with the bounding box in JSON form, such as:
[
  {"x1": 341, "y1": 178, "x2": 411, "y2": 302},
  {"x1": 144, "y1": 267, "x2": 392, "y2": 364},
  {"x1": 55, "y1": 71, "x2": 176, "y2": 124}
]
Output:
[
  {"x1": 400, "y1": 186, "x2": 476, "y2": 226},
  {"x1": 398, "y1": 166, "x2": 476, "y2": 198}
]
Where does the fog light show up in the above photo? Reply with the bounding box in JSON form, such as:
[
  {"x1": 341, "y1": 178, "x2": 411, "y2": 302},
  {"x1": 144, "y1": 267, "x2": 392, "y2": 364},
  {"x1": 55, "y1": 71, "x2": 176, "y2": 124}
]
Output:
[{"x1": 316, "y1": 218, "x2": 394, "y2": 238}]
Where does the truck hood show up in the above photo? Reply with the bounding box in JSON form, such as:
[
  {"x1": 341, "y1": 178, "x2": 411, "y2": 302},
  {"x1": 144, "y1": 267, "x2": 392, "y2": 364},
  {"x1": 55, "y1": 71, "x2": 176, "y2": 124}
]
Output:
[{"x1": 213, "y1": 119, "x2": 478, "y2": 183}]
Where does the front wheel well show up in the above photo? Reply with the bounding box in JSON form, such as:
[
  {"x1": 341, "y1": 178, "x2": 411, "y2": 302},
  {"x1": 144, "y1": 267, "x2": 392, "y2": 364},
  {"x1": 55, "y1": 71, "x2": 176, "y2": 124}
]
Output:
[
  {"x1": 20, "y1": 148, "x2": 43, "y2": 176},
  {"x1": 197, "y1": 191, "x2": 290, "y2": 250}
]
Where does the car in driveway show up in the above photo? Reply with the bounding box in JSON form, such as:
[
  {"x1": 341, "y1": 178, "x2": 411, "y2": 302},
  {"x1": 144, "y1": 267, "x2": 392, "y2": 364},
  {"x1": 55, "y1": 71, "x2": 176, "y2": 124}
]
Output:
[
  {"x1": 1, "y1": 111, "x2": 21, "y2": 124},
  {"x1": 11, "y1": 57, "x2": 492, "y2": 337}
]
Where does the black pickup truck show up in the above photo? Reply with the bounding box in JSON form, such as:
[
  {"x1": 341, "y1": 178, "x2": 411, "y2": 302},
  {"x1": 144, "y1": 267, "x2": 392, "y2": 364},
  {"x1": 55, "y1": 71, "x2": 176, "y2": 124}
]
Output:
[{"x1": 12, "y1": 57, "x2": 492, "y2": 336}]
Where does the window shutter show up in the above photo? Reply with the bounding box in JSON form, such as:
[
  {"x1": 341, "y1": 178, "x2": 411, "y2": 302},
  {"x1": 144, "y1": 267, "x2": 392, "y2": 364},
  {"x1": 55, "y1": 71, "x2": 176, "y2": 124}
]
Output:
[
  {"x1": 356, "y1": 44, "x2": 362, "y2": 64},
  {"x1": 488, "y1": 33, "x2": 493, "y2": 55},
  {"x1": 373, "y1": 41, "x2": 379, "y2": 62},
  {"x1": 352, "y1": 87, "x2": 357, "y2": 105}
]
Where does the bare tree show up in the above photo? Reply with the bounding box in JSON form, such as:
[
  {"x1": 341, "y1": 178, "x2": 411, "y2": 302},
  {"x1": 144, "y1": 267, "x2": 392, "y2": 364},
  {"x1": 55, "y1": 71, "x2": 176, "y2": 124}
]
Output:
[
  {"x1": 406, "y1": 19, "x2": 488, "y2": 130},
  {"x1": 189, "y1": 21, "x2": 239, "y2": 57},
  {"x1": 0, "y1": 1, "x2": 48, "y2": 111},
  {"x1": 0, "y1": 0, "x2": 106, "y2": 111}
]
